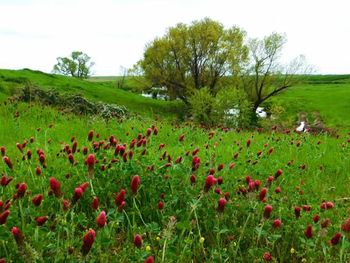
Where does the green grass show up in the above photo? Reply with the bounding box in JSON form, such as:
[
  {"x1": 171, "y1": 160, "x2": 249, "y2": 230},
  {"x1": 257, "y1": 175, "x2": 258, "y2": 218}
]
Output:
[
  {"x1": 0, "y1": 69, "x2": 184, "y2": 119},
  {"x1": 1, "y1": 69, "x2": 350, "y2": 129},
  {"x1": 0, "y1": 101, "x2": 350, "y2": 262},
  {"x1": 277, "y1": 81, "x2": 350, "y2": 129}
]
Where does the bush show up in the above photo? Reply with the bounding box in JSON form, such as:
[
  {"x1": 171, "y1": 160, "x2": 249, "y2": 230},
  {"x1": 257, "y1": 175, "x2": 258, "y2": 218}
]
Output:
[
  {"x1": 215, "y1": 87, "x2": 252, "y2": 128},
  {"x1": 14, "y1": 85, "x2": 128, "y2": 119},
  {"x1": 188, "y1": 88, "x2": 217, "y2": 126},
  {"x1": 189, "y1": 87, "x2": 251, "y2": 127}
]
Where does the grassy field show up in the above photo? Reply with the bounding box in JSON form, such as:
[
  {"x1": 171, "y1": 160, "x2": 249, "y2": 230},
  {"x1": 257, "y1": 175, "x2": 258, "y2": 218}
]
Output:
[
  {"x1": 276, "y1": 76, "x2": 350, "y2": 129},
  {"x1": 1, "y1": 69, "x2": 350, "y2": 129},
  {"x1": 1, "y1": 101, "x2": 350, "y2": 262},
  {"x1": 0, "y1": 69, "x2": 184, "y2": 119},
  {"x1": 1, "y1": 70, "x2": 350, "y2": 262}
]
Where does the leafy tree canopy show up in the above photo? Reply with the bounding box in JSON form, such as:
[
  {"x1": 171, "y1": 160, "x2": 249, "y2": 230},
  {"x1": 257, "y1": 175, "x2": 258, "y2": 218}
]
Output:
[
  {"x1": 136, "y1": 18, "x2": 248, "y2": 102},
  {"x1": 53, "y1": 51, "x2": 94, "y2": 79}
]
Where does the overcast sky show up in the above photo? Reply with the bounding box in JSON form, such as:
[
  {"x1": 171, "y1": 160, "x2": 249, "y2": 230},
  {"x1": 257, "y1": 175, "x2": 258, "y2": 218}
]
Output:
[{"x1": 0, "y1": 0, "x2": 349, "y2": 75}]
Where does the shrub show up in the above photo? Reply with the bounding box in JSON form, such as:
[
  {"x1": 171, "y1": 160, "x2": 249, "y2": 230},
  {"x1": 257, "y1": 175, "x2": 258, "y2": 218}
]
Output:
[
  {"x1": 189, "y1": 87, "x2": 251, "y2": 127},
  {"x1": 188, "y1": 88, "x2": 216, "y2": 126}
]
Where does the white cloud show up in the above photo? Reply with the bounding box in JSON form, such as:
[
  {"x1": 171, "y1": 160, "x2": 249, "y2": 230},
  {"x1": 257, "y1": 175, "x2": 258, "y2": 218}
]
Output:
[{"x1": 0, "y1": 0, "x2": 349, "y2": 75}]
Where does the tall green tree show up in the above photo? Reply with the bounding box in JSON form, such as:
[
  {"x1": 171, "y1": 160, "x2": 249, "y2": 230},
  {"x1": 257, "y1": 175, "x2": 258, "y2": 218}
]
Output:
[
  {"x1": 242, "y1": 33, "x2": 309, "y2": 117},
  {"x1": 135, "y1": 18, "x2": 248, "y2": 102},
  {"x1": 53, "y1": 51, "x2": 94, "y2": 79}
]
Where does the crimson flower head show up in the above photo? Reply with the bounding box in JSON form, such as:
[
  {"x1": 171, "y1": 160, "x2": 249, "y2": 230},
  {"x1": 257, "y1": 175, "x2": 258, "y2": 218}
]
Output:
[
  {"x1": 341, "y1": 217, "x2": 350, "y2": 232},
  {"x1": 179, "y1": 134, "x2": 185, "y2": 142},
  {"x1": 86, "y1": 154, "x2": 95, "y2": 176},
  {"x1": 275, "y1": 169, "x2": 283, "y2": 178},
  {"x1": 192, "y1": 156, "x2": 200, "y2": 171},
  {"x1": 302, "y1": 205, "x2": 311, "y2": 212},
  {"x1": 0, "y1": 146, "x2": 5, "y2": 156},
  {"x1": 32, "y1": 194, "x2": 43, "y2": 206},
  {"x1": 192, "y1": 148, "x2": 200, "y2": 156},
  {"x1": 263, "y1": 252, "x2": 272, "y2": 261},
  {"x1": 92, "y1": 196, "x2": 99, "y2": 210},
  {"x1": 209, "y1": 167, "x2": 215, "y2": 175},
  {"x1": 73, "y1": 187, "x2": 84, "y2": 201},
  {"x1": 96, "y1": 211, "x2": 107, "y2": 228},
  {"x1": 144, "y1": 256, "x2": 154, "y2": 263},
  {"x1": 175, "y1": 156, "x2": 182, "y2": 164},
  {"x1": 36, "y1": 216, "x2": 49, "y2": 226},
  {"x1": 72, "y1": 141, "x2": 77, "y2": 153},
  {"x1": 229, "y1": 162, "x2": 235, "y2": 169},
  {"x1": 263, "y1": 205, "x2": 272, "y2": 218},
  {"x1": 326, "y1": 201, "x2": 334, "y2": 209},
  {"x1": 0, "y1": 210, "x2": 10, "y2": 225},
  {"x1": 246, "y1": 139, "x2": 251, "y2": 147},
  {"x1": 12, "y1": 226, "x2": 24, "y2": 246},
  {"x1": 245, "y1": 175, "x2": 252, "y2": 184},
  {"x1": 272, "y1": 219, "x2": 282, "y2": 229},
  {"x1": 254, "y1": 180, "x2": 261, "y2": 189},
  {"x1": 330, "y1": 232, "x2": 342, "y2": 245},
  {"x1": 153, "y1": 127, "x2": 158, "y2": 135},
  {"x1": 82, "y1": 147, "x2": 88, "y2": 155},
  {"x1": 87, "y1": 130, "x2": 94, "y2": 141},
  {"x1": 35, "y1": 167, "x2": 42, "y2": 176},
  {"x1": 204, "y1": 174, "x2": 216, "y2": 192},
  {"x1": 86, "y1": 154, "x2": 95, "y2": 168},
  {"x1": 217, "y1": 176, "x2": 223, "y2": 185},
  {"x1": 190, "y1": 174, "x2": 196, "y2": 185},
  {"x1": 321, "y1": 218, "x2": 331, "y2": 228},
  {"x1": 130, "y1": 175, "x2": 140, "y2": 194},
  {"x1": 259, "y1": 188, "x2": 267, "y2": 201},
  {"x1": 17, "y1": 183, "x2": 27, "y2": 198},
  {"x1": 267, "y1": 147, "x2": 274, "y2": 155},
  {"x1": 224, "y1": 192, "x2": 230, "y2": 201},
  {"x1": 3, "y1": 156, "x2": 13, "y2": 169},
  {"x1": 82, "y1": 229, "x2": 96, "y2": 255},
  {"x1": 79, "y1": 182, "x2": 89, "y2": 192},
  {"x1": 133, "y1": 234, "x2": 142, "y2": 248},
  {"x1": 68, "y1": 153, "x2": 74, "y2": 164},
  {"x1": 313, "y1": 214, "x2": 320, "y2": 223},
  {"x1": 27, "y1": 150, "x2": 32, "y2": 159},
  {"x1": 39, "y1": 154, "x2": 46, "y2": 165},
  {"x1": 304, "y1": 224, "x2": 313, "y2": 239},
  {"x1": 146, "y1": 128, "x2": 152, "y2": 136},
  {"x1": 1, "y1": 174, "x2": 13, "y2": 187},
  {"x1": 49, "y1": 177, "x2": 62, "y2": 197},
  {"x1": 158, "y1": 201, "x2": 164, "y2": 210},
  {"x1": 63, "y1": 199, "x2": 70, "y2": 211},
  {"x1": 217, "y1": 164, "x2": 224, "y2": 171},
  {"x1": 118, "y1": 200, "x2": 125, "y2": 212},
  {"x1": 115, "y1": 189, "x2": 126, "y2": 206},
  {"x1": 294, "y1": 206, "x2": 301, "y2": 218},
  {"x1": 217, "y1": 198, "x2": 227, "y2": 213}
]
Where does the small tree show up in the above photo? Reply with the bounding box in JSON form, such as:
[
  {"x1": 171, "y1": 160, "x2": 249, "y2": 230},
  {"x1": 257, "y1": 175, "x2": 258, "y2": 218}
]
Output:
[
  {"x1": 53, "y1": 51, "x2": 94, "y2": 79},
  {"x1": 243, "y1": 33, "x2": 309, "y2": 121}
]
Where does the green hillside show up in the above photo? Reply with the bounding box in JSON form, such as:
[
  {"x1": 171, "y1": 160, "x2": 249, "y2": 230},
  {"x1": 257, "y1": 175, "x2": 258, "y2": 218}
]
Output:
[
  {"x1": 1, "y1": 69, "x2": 350, "y2": 129},
  {"x1": 276, "y1": 77, "x2": 350, "y2": 129},
  {"x1": 0, "y1": 69, "x2": 184, "y2": 119}
]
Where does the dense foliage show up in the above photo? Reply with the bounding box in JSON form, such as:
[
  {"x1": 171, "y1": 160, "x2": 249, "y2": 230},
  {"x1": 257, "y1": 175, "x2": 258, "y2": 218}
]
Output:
[{"x1": 137, "y1": 18, "x2": 248, "y2": 102}]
